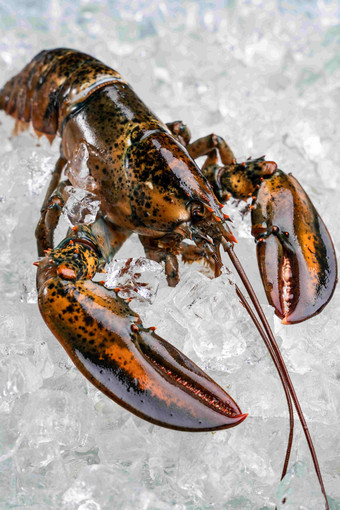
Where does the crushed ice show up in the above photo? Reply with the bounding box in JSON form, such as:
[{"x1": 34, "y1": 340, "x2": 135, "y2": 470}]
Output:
[
  {"x1": 63, "y1": 186, "x2": 100, "y2": 226},
  {"x1": 0, "y1": 1, "x2": 339, "y2": 509}
]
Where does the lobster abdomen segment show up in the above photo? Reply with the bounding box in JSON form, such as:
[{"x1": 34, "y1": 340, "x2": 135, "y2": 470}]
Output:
[{"x1": 0, "y1": 49, "x2": 125, "y2": 138}]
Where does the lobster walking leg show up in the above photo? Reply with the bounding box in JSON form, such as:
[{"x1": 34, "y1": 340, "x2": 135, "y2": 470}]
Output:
[
  {"x1": 40, "y1": 156, "x2": 67, "y2": 212},
  {"x1": 36, "y1": 174, "x2": 70, "y2": 255},
  {"x1": 35, "y1": 153, "x2": 132, "y2": 260},
  {"x1": 139, "y1": 234, "x2": 180, "y2": 287},
  {"x1": 166, "y1": 121, "x2": 191, "y2": 146},
  {"x1": 166, "y1": 123, "x2": 234, "y2": 167},
  {"x1": 187, "y1": 133, "x2": 235, "y2": 166}
]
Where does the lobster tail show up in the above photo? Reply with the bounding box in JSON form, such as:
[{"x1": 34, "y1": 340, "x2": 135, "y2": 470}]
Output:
[{"x1": 0, "y1": 49, "x2": 125, "y2": 140}]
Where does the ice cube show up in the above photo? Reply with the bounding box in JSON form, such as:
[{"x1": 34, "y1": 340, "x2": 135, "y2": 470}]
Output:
[{"x1": 63, "y1": 186, "x2": 100, "y2": 226}]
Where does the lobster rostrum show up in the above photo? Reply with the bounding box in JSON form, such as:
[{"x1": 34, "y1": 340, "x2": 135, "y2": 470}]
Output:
[{"x1": 0, "y1": 48, "x2": 336, "y2": 507}]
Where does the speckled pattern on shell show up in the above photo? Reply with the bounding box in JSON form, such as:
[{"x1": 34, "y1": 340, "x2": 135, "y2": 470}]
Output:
[
  {"x1": 0, "y1": 49, "x2": 229, "y2": 243},
  {"x1": 251, "y1": 170, "x2": 337, "y2": 323},
  {"x1": 1, "y1": 48, "x2": 337, "y2": 438},
  {"x1": 37, "y1": 249, "x2": 245, "y2": 431},
  {"x1": 0, "y1": 48, "x2": 125, "y2": 137}
]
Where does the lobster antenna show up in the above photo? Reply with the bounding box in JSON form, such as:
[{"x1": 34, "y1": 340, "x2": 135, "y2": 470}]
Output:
[
  {"x1": 227, "y1": 247, "x2": 329, "y2": 510},
  {"x1": 235, "y1": 285, "x2": 294, "y2": 481}
]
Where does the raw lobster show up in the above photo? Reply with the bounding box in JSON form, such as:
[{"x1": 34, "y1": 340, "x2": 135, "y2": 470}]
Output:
[{"x1": 0, "y1": 48, "x2": 336, "y2": 507}]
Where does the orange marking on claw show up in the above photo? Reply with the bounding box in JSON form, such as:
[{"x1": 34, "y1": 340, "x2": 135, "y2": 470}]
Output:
[
  {"x1": 57, "y1": 265, "x2": 77, "y2": 279},
  {"x1": 102, "y1": 340, "x2": 189, "y2": 409}
]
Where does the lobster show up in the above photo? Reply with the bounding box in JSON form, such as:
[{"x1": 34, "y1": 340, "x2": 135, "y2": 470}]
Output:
[{"x1": 0, "y1": 48, "x2": 337, "y2": 507}]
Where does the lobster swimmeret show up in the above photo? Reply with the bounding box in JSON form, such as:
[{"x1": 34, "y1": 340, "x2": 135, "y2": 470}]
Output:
[{"x1": 0, "y1": 49, "x2": 336, "y2": 507}]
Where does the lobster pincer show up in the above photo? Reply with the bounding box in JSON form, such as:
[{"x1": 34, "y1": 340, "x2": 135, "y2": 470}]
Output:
[
  {"x1": 199, "y1": 154, "x2": 337, "y2": 324},
  {"x1": 252, "y1": 168, "x2": 337, "y2": 324},
  {"x1": 36, "y1": 224, "x2": 247, "y2": 431}
]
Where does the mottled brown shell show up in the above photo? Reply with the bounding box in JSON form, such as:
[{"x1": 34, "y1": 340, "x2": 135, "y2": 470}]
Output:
[
  {"x1": 36, "y1": 234, "x2": 246, "y2": 431},
  {"x1": 0, "y1": 48, "x2": 125, "y2": 139},
  {"x1": 252, "y1": 170, "x2": 337, "y2": 323}
]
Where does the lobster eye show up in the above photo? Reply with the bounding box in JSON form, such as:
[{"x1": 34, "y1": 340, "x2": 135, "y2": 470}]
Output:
[{"x1": 190, "y1": 201, "x2": 204, "y2": 220}]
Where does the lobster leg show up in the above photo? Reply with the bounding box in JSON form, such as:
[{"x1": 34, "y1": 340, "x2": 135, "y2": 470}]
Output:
[
  {"x1": 36, "y1": 172, "x2": 70, "y2": 255},
  {"x1": 139, "y1": 234, "x2": 180, "y2": 287},
  {"x1": 36, "y1": 223, "x2": 247, "y2": 431},
  {"x1": 166, "y1": 123, "x2": 235, "y2": 168},
  {"x1": 187, "y1": 133, "x2": 235, "y2": 166},
  {"x1": 167, "y1": 126, "x2": 236, "y2": 176},
  {"x1": 180, "y1": 243, "x2": 215, "y2": 270},
  {"x1": 166, "y1": 121, "x2": 191, "y2": 146},
  {"x1": 41, "y1": 155, "x2": 67, "y2": 210}
]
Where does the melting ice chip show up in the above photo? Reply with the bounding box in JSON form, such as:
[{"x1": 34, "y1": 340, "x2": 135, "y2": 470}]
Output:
[
  {"x1": 65, "y1": 142, "x2": 97, "y2": 191},
  {"x1": 63, "y1": 186, "x2": 100, "y2": 226},
  {"x1": 104, "y1": 258, "x2": 163, "y2": 303}
]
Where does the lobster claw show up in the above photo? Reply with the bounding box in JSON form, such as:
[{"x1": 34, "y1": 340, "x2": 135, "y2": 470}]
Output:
[
  {"x1": 36, "y1": 233, "x2": 246, "y2": 431},
  {"x1": 252, "y1": 170, "x2": 337, "y2": 324}
]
